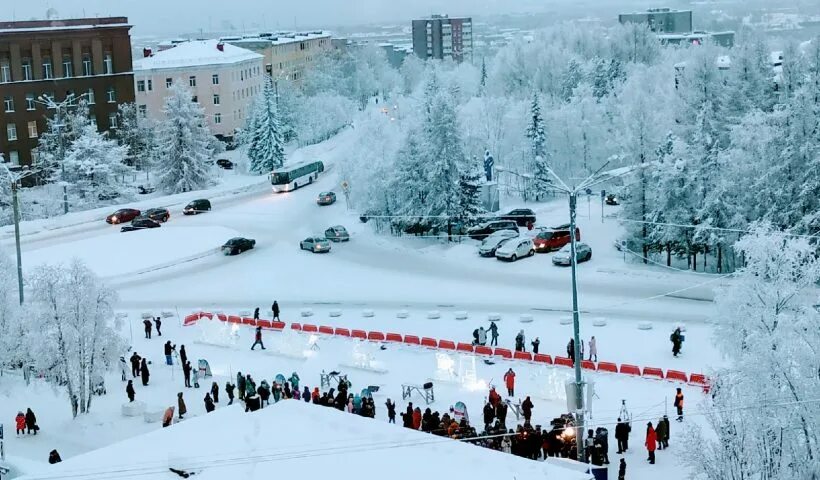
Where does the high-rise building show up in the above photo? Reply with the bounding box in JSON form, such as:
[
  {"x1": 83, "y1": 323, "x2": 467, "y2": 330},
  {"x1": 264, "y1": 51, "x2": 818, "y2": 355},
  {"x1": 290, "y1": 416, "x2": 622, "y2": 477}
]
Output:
[
  {"x1": 618, "y1": 8, "x2": 693, "y2": 34},
  {"x1": 412, "y1": 15, "x2": 473, "y2": 63},
  {"x1": 0, "y1": 17, "x2": 135, "y2": 168}
]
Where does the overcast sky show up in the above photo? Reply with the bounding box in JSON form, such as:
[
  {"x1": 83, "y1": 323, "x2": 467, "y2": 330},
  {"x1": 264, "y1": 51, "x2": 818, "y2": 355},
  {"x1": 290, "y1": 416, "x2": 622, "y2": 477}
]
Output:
[{"x1": 6, "y1": 0, "x2": 549, "y2": 35}]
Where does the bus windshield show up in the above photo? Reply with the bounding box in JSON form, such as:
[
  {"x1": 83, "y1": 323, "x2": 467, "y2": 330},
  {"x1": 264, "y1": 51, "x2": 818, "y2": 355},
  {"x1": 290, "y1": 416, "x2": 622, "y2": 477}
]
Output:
[{"x1": 271, "y1": 172, "x2": 289, "y2": 184}]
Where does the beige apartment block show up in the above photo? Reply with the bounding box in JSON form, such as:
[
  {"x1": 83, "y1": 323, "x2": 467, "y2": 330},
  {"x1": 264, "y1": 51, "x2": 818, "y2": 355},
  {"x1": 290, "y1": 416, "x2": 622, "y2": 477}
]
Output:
[
  {"x1": 225, "y1": 31, "x2": 331, "y2": 84},
  {"x1": 134, "y1": 39, "x2": 264, "y2": 141}
]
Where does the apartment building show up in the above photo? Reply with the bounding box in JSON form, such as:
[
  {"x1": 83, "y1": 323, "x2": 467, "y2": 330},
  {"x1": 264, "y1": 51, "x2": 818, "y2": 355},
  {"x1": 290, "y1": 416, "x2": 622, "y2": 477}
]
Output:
[
  {"x1": 412, "y1": 15, "x2": 473, "y2": 63},
  {"x1": 133, "y1": 39, "x2": 264, "y2": 142},
  {"x1": 225, "y1": 31, "x2": 332, "y2": 84},
  {"x1": 0, "y1": 17, "x2": 134, "y2": 168},
  {"x1": 618, "y1": 8, "x2": 693, "y2": 34}
]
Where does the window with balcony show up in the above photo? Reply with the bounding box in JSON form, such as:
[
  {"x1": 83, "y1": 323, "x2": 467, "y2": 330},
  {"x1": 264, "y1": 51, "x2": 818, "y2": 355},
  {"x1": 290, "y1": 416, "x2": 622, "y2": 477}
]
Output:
[
  {"x1": 82, "y1": 54, "x2": 93, "y2": 76},
  {"x1": 25, "y1": 94, "x2": 35, "y2": 111},
  {"x1": 214, "y1": 113, "x2": 222, "y2": 124},
  {"x1": 106, "y1": 86, "x2": 116, "y2": 103},
  {"x1": 212, "y1": 73, "x2": 219, "y2": 85},
  {"x1": 108, "y1": 113, "x2": 118, "y2": 129},
  {"x1": 42, "y1": 56, "x2": 53, "y2": 79},
  {"x1": 213, "y1": 94, "x2": 220, "y2": 105},
  {"x1": 137, "y1": 80, "x2": 146, "y2": 92},
  {"x1": 87, "y1": 88, "x2": 95, "y2": 104},
  {"x1": 166, "y1": 77, "x2": 173, "y2": 88},
  {"x1": 103, "y1": 53, "x2": 113, "y2": 74},
  {"x1": 6, "y1": 123, "x2": 17, "y2": 141},
  {"x1": 0, "y1": 60, "x2": 10, "y2": 83},
  {"x1": 62, "y1": 55, "x2": 73, "y2": 77},
  {"x1": 3, "y1": 96, "x2": 14, "y2": 112},
  {"x1": 189, "y1": 75, "x2": 196, "y2": 87},
  {"x1": 27, "y1": 121, "x2": 38, "y2": 139},
  {"x1": 22, "y1": 58, "x2": 32, "y2": 81}
]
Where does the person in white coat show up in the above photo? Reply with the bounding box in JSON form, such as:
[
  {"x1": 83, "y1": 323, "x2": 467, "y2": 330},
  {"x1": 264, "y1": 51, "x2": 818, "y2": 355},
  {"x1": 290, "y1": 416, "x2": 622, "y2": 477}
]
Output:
[
  {"x1": 589, "y1": 336, "x2": 598, "y2": 362},
  {"x1": 478, "y1": 327, "x2": 487, "y2": 346},
  {"x1": 119, "y1": 356, "x2": 128, "y2": 381}
]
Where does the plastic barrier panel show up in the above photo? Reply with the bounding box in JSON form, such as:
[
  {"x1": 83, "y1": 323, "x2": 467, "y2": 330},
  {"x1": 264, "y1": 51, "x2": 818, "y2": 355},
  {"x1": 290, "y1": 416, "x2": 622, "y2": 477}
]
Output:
[
  {"x1": 493, "y1": 348, "x2": 512, "y2": 359},
  {"x1": 456, "y1": 342, "x2": 474, "y2": 353},
  {"x1": 438, "y1": 340, "x2": 456, "y2": 350},
  {"x1": 474, "y1": 346, "x2": 493, "y2": 356},
  {"x1": 183, "y1": 314, "x2": 199, "y2": 326},
  {"x1": 256, "y1": 320, "x2": 272, "y2": 329},
  {"x1": 619, "y1": 364, "x2": 641, "y2": 376},
  {"x1": 367, "y1": 331, "x2": 385, "y2": 342},
  {"x1": 318, "y1": 326, "x2": 334, "y2": 335},
  {"x1": 351, "y1": 329, "x2": 367, "y2": 340},
  {"x1": 513, "y1": 351, "x2": 533, "y2": 361},
  {"x1": 217, "y1": 313, "x2": 228, "y2": 322},
  {"x1": 642, "y1": 367, "x2": 664, "y2": 379},
  {"x1": 334, "y1": 327, "x2": 350, "y2": 337},
  {"x1": 421, "y1": 337, "x2": 438, "y2": 348},
  {"x1": 689, "y1": 373, "x2": 708, "y2": 385},
  {"x1": 291, "y1": 323, "x2": 302, "y2": 331},
  {"x1": 228, "y1": 315, "x2": 242, "y2": 324},
  {"x1": 581, "y1": 360, "x2": 597, "y2": 371},
  {"x1": 302, "y1": 324, "x2": 318, "y2": 333},
  {"x1": 386, "y1": 333, "x2": 403, "y2": 343},
  {"x1": 533, "y1": 354, "x2": 553, "y2": 365},
  {"x1": 553, "y1": 356, "x2": 573, "y2": 368},
  {"x1": 271, "y1": 321, "x2": 286, "y2": 330},
  {"x1": 404, "y1": 335, "x2": 421, "y2": 346},
  {"x1": 242, "y1": 317, "x2": 257, "y2": 326},
  {"x1": 200, "y1": 312, "x2": 213, "y2": 320},
  {"x1": 597, "y1": 362, "x2": 618, "y2": 373},
  {"x1": 666, "y1": 370, "x2": 688, "y2": 382}
]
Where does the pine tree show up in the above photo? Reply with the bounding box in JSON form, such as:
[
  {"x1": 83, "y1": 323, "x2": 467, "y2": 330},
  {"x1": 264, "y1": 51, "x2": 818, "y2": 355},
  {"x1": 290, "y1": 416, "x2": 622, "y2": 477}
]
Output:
[
  {"x1": 479, "y1": 57, "x2": 488, "y2": 92},
  {"x1": 525, "y1": 92, "x2": 551, "y2": 200},
  {"x1": 154, "y1": 84, "x2": 214, "y2": 193},
  {"x1": 247, "y1": 76, "x2": 286, "y2": 174},
  {"x1": 458, "y1": 158, "x2": 484, "y2": 224},
  {"x1": 423, "y1": 91, "x2": 464, "y2": 237}
]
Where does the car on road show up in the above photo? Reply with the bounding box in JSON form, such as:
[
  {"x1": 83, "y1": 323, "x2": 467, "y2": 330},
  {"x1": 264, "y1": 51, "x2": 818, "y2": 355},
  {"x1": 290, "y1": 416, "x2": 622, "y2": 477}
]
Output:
[
  {"x1": 478, "y1": 230, "x2": 519, "y2": 257},
  {"x1": 500, "y1": 208, "x2": 536, "y2": 227},
  {"x1": 216, "y1": 159, "x2": 234, "y2": 170},
  {"x1": 551, "y1": 242, "x2": 593, "y2": 266},
  {"x1": 183, "y1": 199, "x2": 211, "y2": 215},
  {"x1": 137, "y1": 185, "x2": 156, "y2": 195},
  {"x1": 324, "y1": 225, "x2": 350, "y2": 242},
  {"x1": 300, "y1": 237, "x2": 332, "y2": 253},
  {"x1": 317, "y1": 192, "x2": 336, "y2": 206},
  {"x1": 144, "y1": 207, "x2": 170, "y2": 223},
  {"x1": 106, "y1": 208, "x2": 141, "y2": 225},
  {"x1": 605, "y1": 194, "x2": 620, "y2": 206},
  {"x1": 495, "y1": 237, "x2": 535, "y2": 262},
  {"x1": 120, "y1": 218, "x2": 161, "y2": 233},
  {"x1": 222, "y1": 237, "x2": 256, "y2": 255},
  {"x1": 467, "y1": 220, "x2": 519, "y2": 241},
  {"x1": 533, "y1": 224, "x2": 581, "y2": 252}
]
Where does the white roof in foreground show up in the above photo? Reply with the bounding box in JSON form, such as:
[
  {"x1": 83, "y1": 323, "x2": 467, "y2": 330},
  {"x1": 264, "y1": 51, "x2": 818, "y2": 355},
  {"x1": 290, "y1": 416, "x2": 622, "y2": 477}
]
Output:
[
  {"x1": 18, "y1": 401, "x2": 592, "y2": 480},
  {"x1": 134, "y1": 39, "x2": 262, "y2": 71}
]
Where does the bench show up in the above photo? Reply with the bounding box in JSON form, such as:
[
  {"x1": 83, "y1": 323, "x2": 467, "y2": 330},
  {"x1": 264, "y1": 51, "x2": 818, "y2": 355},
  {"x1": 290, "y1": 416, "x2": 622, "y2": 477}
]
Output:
[
  {"x1": 257, "y1": 320, "x2": 272, "y2": 329},
  {"x1": 404, "y1": 335, "x2": 421, "y2": 346},
  {"x1": 270, "y1": 321, "x2": 286, "y2": 330},
  {"x1": 581, "y1": 360, "x2": 597, "y2": 371},
  {"x1": 421, "y1": 337, "x2": 438, "y2": 348},
  {"x1": 228, "y1": 315, "x2": 242, "y2": 324},
  {"x1": 401, "y1": 382, "x2": 434, "y2": 405},
  {"x1": 291, "y1": 323, "x2": 302, "y2": 331},
  {"x1": 474, "y1": 346, "x2": 493, "y2": 356},
  {"x1": 242, "y1": 317, "x2": 256, "y2": 326}
]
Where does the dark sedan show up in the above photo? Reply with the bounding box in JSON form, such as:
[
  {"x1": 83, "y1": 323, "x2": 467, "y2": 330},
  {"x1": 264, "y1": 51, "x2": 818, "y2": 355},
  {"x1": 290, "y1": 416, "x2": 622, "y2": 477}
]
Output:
[
  {"x1": 222, "y1": 237, "x2": 256, "y2": 255},
  {"x1": 500, "y1": 208, "x2": 536, "y2": 227},
  {"x1": 120, "y1": 218, "x2": 161, "y2": 233},
  {"x1": 145, "y1": 207, "x2": 170, "y2": 223}
]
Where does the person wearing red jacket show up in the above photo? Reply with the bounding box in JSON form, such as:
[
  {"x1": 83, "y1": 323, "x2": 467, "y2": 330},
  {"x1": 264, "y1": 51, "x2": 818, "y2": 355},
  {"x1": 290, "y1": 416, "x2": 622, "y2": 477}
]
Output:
[
  {"x1": 412, "y1": 407, "x2": 422, "y2": 430},
  {"x1": 503, "y1": 368, "x2": 516, "y2": 397},
  {"x1": 488, "y1": 387, "x2": 501, "y2": 408},
  {"x1": 15, "y1": 411, "x2": 26, "y2": 435},
  {"x1": 645, "y1": 422, "x2": 657, "y2": 464}
]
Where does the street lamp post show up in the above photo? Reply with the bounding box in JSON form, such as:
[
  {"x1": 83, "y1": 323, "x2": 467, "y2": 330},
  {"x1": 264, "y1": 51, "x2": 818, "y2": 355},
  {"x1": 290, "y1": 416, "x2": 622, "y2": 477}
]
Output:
[{"x1": 2, "y1": 163, "x2": 37, "y2": 304}]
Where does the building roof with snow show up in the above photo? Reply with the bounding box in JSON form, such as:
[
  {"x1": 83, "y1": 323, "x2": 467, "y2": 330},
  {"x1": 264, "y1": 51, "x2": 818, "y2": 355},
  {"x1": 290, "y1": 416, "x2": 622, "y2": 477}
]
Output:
[
  {"x1": 17, "y1": 400, "x2": 592, "y2": 480},
  {"x1": 134, "y1": 39, "x2": 263, "y2": 71},
  {"x1": 227, "y1": 30, "x2": 331, "y2": 47}
]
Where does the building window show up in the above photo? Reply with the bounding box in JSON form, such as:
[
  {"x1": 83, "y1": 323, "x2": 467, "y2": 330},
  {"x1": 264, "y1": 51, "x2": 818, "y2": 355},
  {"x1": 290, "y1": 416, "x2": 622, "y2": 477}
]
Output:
[
  {"x1": 8, "y1": 151, "x2": 19, "y2": 165},
  {"x1": 191, "y1": 95, "x2": 198, "y2": 103},
  {"x1": 0, "y1": 60, "x2": 10, "y2": 83},
  {"x1": 138, "y1": 105, "x2": 147, "y2": 117},
  {"x1": 240, "y1": 70, "x2": 244, "y2": 81},
  {"x1": 108, "y1": 113, "x2": 118, "y2": 129},
  {"x1": 65, "y1": 90, "x2": 76, "y2": 105},
  {"x1": 42, "y1": 56, "x2": 53, "y2": 79},
  {"x1": 22, "y1": 58, "x2": 32, "y2": 80},
  {"x1": 27, "y1": 121, "x2": 38, "y2": 139},
  {"x1": 189, "y1": 75, "x2": 196, "y2": 87},
  {"x1": 147, "y1": 79, "x2": 153, "y2": 91},
  {"x1": 87, "y1": 88, "x2": 95, "y2": 104},
  {"x1": 6, "y1": 123, "x2": 17, "y2": 141},
  {"x1": 3, "y1": 96, "x2": 13, "y2": 112},
  {"x1": 82, "y1": 54, "x2": 93, "y2": 76},
  {"x1": 25, "y1": 94, "x2": 35, "y2": 111},
  {"x1": 106, "y1": 86, "x2": 116, "y2": 103},
  {"x1": 137, "y1": 80, "x2": 146, "y2": 92},
  {"x1": 214, "y1": 113, "x2": 222, "y2": 124},
  {"x1": 30, "y1": 149, "x2": 38, "y2": 165},
  {"x1": 212, "y1": 73, "x2": 219, "y2": 85},
  {"x1": 213, "y1": 94, "x2": 220, "y2": 105},
  {"x1": 62, "y1": 55, "x2": 73, "y2": 77},
  {"x1": 166, "y1": 77, "x2": 173, "y2": 88},
  {"x1": 103, "y1": 53, "x2": 113, "y2": 74}
]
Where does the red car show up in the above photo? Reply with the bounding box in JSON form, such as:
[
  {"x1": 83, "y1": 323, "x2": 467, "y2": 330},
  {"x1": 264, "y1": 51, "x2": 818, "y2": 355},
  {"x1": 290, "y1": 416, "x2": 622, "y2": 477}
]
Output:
[
  {"x1": 106, "y1": 208, "x2": 141, "y2": 225},
  {"x1": 533, "y1": 224, "x2": 581, "y2": 252}
]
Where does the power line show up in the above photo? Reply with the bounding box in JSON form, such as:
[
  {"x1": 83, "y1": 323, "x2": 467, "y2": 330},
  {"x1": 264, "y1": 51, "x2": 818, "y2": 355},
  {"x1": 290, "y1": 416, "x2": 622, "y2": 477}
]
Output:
[{"x1": 618, "y1": 218, "x2": 820, "y2": 241}]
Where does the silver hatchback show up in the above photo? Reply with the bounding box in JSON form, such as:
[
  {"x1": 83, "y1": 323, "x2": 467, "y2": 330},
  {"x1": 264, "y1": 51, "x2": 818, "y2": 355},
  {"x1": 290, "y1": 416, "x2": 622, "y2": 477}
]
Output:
[
  {"x1": 300, "y1": 237, "x2": 332, "y2": 253},
  {"x1": 324, "y1": 225, "x2": 350, "y2": 242}
]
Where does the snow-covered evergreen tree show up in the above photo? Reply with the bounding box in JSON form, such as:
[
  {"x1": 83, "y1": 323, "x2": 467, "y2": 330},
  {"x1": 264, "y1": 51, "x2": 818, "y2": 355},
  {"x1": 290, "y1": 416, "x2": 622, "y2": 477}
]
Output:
[
  {"x1": 247, "y1": 77, "x2": 286, "y2": 173},
  {"x1": 154, "y1": 84, "x2": 214, "y2": 193},
  {"x1": 28, "y1": 260, "x2": 125, "y2": 417},
  {"x1": 116, "y1": 103, "x2": 156, "y2": 176},
  {"x1": 525, "y1": 92, "x2": 552, "y2": 200},
  {"x1": 479, "y1": 57, "x2": 488, "y2": 93},
  {"x1": 0, "y1": 248, "x2": 24, "y2": 369},
  {"x1": 36, "y1": 100, "x2": 93, "y2": 184},
  {"x1": 63, "y1": 124, "x2": 130, "y2": 201},
  {"x1": 458, "y1": 157, "x2": 484, "y2": 223}
]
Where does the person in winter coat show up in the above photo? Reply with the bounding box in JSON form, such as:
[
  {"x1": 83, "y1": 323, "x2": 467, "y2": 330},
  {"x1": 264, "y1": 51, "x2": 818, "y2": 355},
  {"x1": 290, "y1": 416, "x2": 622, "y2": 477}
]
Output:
[
  {"x1": 386, "y1": 398, "x2": 396, "y2": 423},
  {"x1": 303, "y1": 386, "x2": 311, "y2": 403},
  {"x1": 488, "y1": 387, "x2": 501, "y2": 408},
  {"x1": 615, "y1": 417, "x2": 630, "y2": 453},
  {"x1": 483, "y1": 402, "x2": 495, "y2": 430},
  {"x1": 312, "y1": 387, "x2": 320, "y2": 404},
  {"x1": 412, "y1": 407, "x2": 422, "y2": 430},
  {"x1": 531, "y1": 337, "x2": 540, "y2": 354},
  {"x1": 567, "y1": 338, "x2": 575, "y2": 363},
  {"x1": 126, "y1": 380, "x2": 136, "y2": 402},
  {"x1": 237, "y1": 372, "x2": 245, "y2": 401},
  {"x1": 162, "y1": 407, "x2": 175, "y2": 427},
  {"x1": 515, "y1": 330, "x2": 525, "y2": 352},
  {"x1": 25, "y1": 408, "x2": 37, "y2": 434},
  {"x1": 204, "y1": 393, "x2": 215, "y2": 413},
  {"x1": 183, "y1": 361, "x2": 192, "y2": 388},
  {"x1": 472, "y1": 328, "x2": 480, "y2": 345},
  {"x1": 251, "y1": 326, "x2": 265, "y2": 350},
  {"x1": 48, "y1": 450, "x2": 62, "y2": 464},
  {"x1": 164, "y1": 341, "x2": 174, "y2": 365},
  {"x1": 154, "y1": 316, "x2": 162, "y2": 336},
  {"x1": 271, "y1": 382, "x2": 282, "y2": 403},
  {"x1": 179, "y1": 345, "x2": 188, "y2": 367},
  {"x1": 503, "y1": 368, "x2": 516, "y2": 397},
  {"x1": 258, "y1": 381, "x2": 271, "y2": 406},
  {"x1": 580, "y1": 338, "x2": 585, "y2": 359},
  {"x1": 292, "y1": 386, "x2": 301, "y2": 400},
  {"x1": 15, "y1": 411, "x2": 25, "y2": 435},
  {"x1": 143, "y1": 318, "x2": 152, "y2": 339},
  {"x1": 521, "y1": 396, "x2": 534, "y2": 422},
  {"x1": 245, "y1": 394, "x2": 261, "y2": 412},
  {"x1": 655, "y1": 416, "x2": 668, "y2": 450},
  {"x1": 272, "y1": 301, "x2": 280, "y2": 320},
  {"x1": 477, "y1": 327, "x2": 487, "y2": 346},
  {"x1": 244, "y1": 375, "x2": 256, "y2": 399},
  {"x1": 488, "y1": 321, "x2": 499, "y2": 346},
  {"x1": 618, "y1": 458, "x2": 626, "y2": 480},
  {"x1": 289, "y1": 372, "x2": 300, "y2": 391},
  {"x1": 225, "y1": 382, "x2": 235, "y2": 405},
  {"x1": 177, "y1": 392, "x2": 187, "y2": 419},
  {"x1": 645, "y1": 422, "x2": 657, "y2": 464},
  {"x1": 659, "y1": 415, "x2": 670, "y2": 448},
  {"x1": 130, "y1": 352, "x2": 141, "y2": 378},
  {"x1": 210, "y1": 382, "x2": 219, "y2": 403},
  {"x1": 674, "y1": 388, "x2": 684, "y2": 421},
  {"x1": 670, "y1": 328, "x2": 683, "y2": 357},
  {"x1": 140, "y1": 358, "x2": 150, "y2": 386},
  {"x1": 501, "y1": 434, "x2": 512, "y2": 454},
  {"x1": 589, "y1": 336, "x2": 598, "y2": 362},
  {"x1": 497, "y1": 401, "x2": 508, "y2": 427},
  {"x1": 253, "y1": 307, "x2": 260, "y2": 320},
  {"x1": 119, "y1": 356, "x2": 128, "y2": 381}
]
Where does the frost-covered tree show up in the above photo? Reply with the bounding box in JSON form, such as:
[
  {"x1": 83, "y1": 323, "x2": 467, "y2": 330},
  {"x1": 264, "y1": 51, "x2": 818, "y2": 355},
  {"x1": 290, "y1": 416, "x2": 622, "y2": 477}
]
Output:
[
  {"x1": 154, "y1": 84, "x2": 214, "y2": 193},
  {"x1": 457, "y1": 157, "x2": 484, "y2": 223},
  {"x1": 63, "y1": 124, "x2": 130, "y2": 201},
  {"x1": 36, "y1": 100, "x2": 93, "y2": 184},
  {"x1": 525, "y1": 92, "x2": 552, "y2": 200},
  {"x1": 28, "y1": 260, "x2": 124, "y2": 417},
  {"x1": 116, "y1": 103, "x2": 156, "y2": 176},
  {"x1": 0, "y1": 248, "x2": 24, "y2": 369},
  {"x1": 247, "y1": 77, "x2": 286, "y2": 173}
]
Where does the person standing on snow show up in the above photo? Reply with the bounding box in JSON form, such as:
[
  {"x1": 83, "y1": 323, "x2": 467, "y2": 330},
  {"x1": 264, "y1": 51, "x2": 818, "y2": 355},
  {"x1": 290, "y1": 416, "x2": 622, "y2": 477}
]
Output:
[
  {"x1": 615, "y1": 417, "x2": 630, "y2": 453},
  {"x1": 488, "y1": 321, "x2": 499, "y2": 346},
  {"x1": 177, "y1": 392, "x2": 187, "y2": 420},
  {"x1": 515, "y1": 330, "x2": 526, "y2": 352},
  {"x1": 154, "y1": 316, "x2": 162, "y2": 336},
  {"x1": 303, "y1": 386, "x2": 310, "y2": 403},
  {"x1": 618, "y1": 458, "x2": 626, "y2": 480},
  {"x1": 504, "y1": 368, "x2": 516, "y2": 397},
  {"x1": 386, "y1": 398, "x2": 396, "y2": 423},
  {"x1": 670, "y1": 328, "x2": 683, "y2": 357},
  {"x1": 251, "y1": 326, "x2": 265, "y2": 350},
  {"x1": 655, "y1": 416, "x2": 667, "y2": 450},
  {"x1": 48, "y1": 450, "x2": 62, "y2": 464},
  {"x1": 183, "y1": 361, "x2": 192, "y2": 388},
  {"x1": 15, "y1": 411, "x2": 25, "y2": 435},
  {"x1": 143, "y1": 318, "x2": 152, "y2": 339},
  {"x1": 126, "y1": 380, "x2": 136, "y2": 402},
  {"x1": 140, "y1": 358, "x2": 150, "y2": 386},
  {"x1": 589, "y1": 336, "x2": 598, "y2": 362},
  {"x1": 531, "y1": 337, "x2": 541, "y2": 354},
  {"x1": 119, "y1": 356, "x2": 128, "y2": 381},
  {"x1": 567, "y1": 338, "x2": 575, "y2": 363},
  {"x1": 674, "y1": 388, "x2": 684, "y2": 421},
  {"x1": 478, "y1": 327, "x2": 487, "y2": 346},
  {"x1": 237, "y1": 372, "x2": 246, "y2": 401},
  {"x1": 289, "y1": 372, "x2": 300, "y2": 391},
  {"x1": 210, "y1": 382, "x2": 220, "y2": 403},
  {"x1": 164, "y1": 341, "x2": 174, "y2": 365},
  {"x1": 272, "y1": 301, "x2": 280, "y2": 321},
  {"x1": 225, "y1": 381, "x2": 235, "y2": 405},
  {"x1": 244, "y1": 374, "x2": 256, "y2": 399},
  {"x1": 204, "y1": 393, "x2": 215, "y2": 413},
  {"x1": 179, "y1": 345, "x2": 188, "y2": 367},
  {"x1": 521, "y1": 396, "x2": 534, "y2": 422},
  {"x1": 130, "y1": 352, "x2": 141, "y2": 378},
  {"x1": 645, "y1": 422, "x2": 657, "y2": 464},
  {"x1": 253, "y1": 307, "x2": 260, "y2": 320},
  {"x1": 25, "y1": 408, "x2": 37, "y2": 434}
]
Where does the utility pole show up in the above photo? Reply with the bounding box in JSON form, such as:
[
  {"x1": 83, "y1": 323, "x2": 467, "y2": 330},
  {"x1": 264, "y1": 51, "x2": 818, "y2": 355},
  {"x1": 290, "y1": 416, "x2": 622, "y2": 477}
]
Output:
[{"x1": 2, "y1": 163, "x2": 36, "y2": 305}]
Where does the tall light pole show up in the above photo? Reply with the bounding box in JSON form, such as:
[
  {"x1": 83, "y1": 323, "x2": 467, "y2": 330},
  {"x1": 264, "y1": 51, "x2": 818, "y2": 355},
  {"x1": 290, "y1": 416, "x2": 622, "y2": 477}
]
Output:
[{"x1": 1, "y1": 163, "x2": 37, "y2": 304}]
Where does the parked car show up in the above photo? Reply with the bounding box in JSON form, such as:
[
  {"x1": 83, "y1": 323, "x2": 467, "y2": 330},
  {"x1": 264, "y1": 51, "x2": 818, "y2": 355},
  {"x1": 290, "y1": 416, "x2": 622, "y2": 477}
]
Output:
[
  {"x1": 183, "y1": 199, "x2": 211, "y2": 215},
  {"x1": 137, "y1": 185, "x2": 156, "y2": 195},
  {"x1": 222, "y1": 237, "x2": 256, "y2": 255},
  {"x1": 495, "y1": 237, "x2": 535, "y2": 262},
  {"x1": 317, "y1": 192, "x2": 336, "y2": 206},
  {"x1": 551, "y1": 242, "x2": 593, "y2": 266},
  {"x1": 533, "y1": 224, "x2": 581, "y2": 252},
  {"x1": 144, "y1": 207, "x2": 170, "y2": 223},
  {"x1": 500, "y1": 208, "x2": 536, "y2": 227},
  {"x1": 605, "y1": 194, "x2": 620, "y2": 206},
  {"x1": 106, "y1": 208, "x2": 141, "y2": 225},
  {"x1": 478, "y1": 230, "x2": 519, "y2": 257},
  {"x1": 120, "y1": 218, "x2": 161, "y2": 233},
  {"x1": 467, "y1": 220, "x2": 519, "y2": 241},
  {"x1": 324, "y1": 225, "x2": 350, "y2": 242},
  {"x1": 300, "y1": 237, "x2": 332, "y2": 253},
  {"x1": 216, "y1": 158, "x2": 234, "y2": 170},
  {"x1": 98, "y1": 190, "x2": 120, "y2": 201}
]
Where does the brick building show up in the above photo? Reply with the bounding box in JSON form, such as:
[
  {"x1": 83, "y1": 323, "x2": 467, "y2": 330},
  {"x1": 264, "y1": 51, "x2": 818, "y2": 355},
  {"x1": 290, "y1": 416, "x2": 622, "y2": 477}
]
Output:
[{"x1": 0, "y1": 17, "x2": 135, "y2": 168}]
